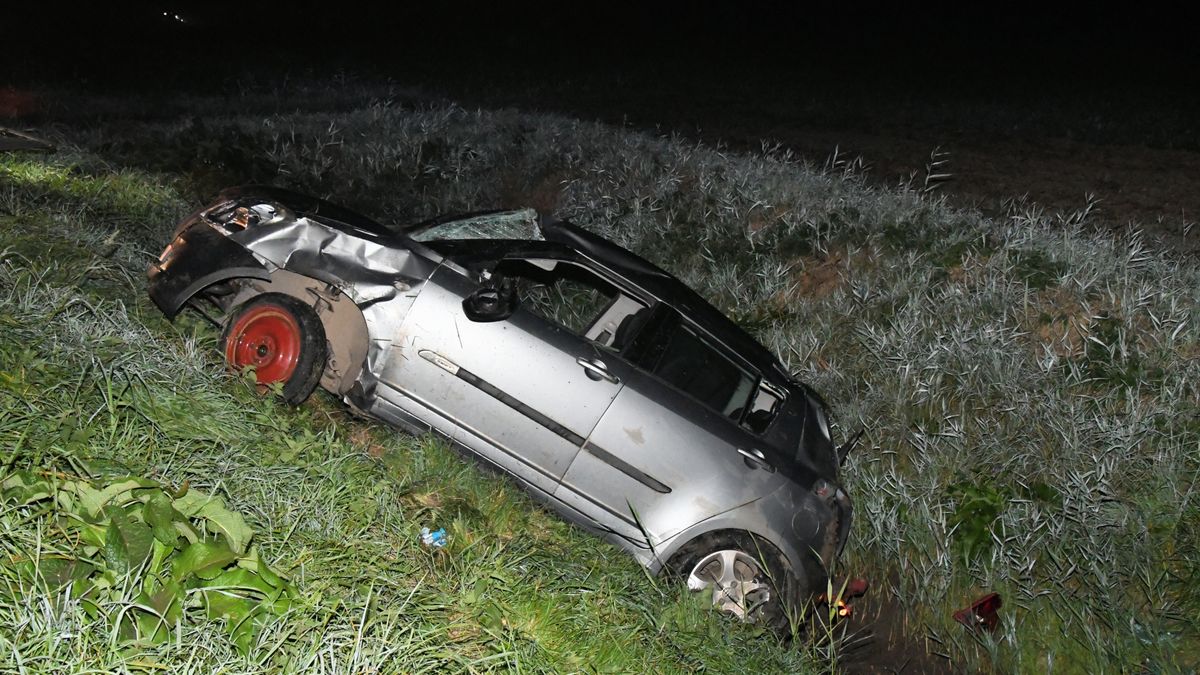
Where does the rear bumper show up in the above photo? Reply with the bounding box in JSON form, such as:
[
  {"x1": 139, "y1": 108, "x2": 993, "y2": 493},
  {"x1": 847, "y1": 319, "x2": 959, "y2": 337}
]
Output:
[{"x1": 147, "y1": 222, "x2": 269, "y2": 320}]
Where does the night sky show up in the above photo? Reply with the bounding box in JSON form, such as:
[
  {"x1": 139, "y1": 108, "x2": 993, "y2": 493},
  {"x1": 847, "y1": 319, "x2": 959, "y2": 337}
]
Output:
[{"x1": 6, "y1": 3, "x2": 1197, "y2": 90}]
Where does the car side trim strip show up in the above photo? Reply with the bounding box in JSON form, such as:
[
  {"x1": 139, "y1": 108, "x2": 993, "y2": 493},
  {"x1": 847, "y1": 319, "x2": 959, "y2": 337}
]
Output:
[
  {"x1": 416, "y1": 350, "x2": 668, "y2": 497},
  {"x1": 370, "y1": 382, "x2": 564, "y2": 487},
  {"x1": 556, "y1": 478, "x2": 643, "y2": 531},
  {"x1": 583, "y1": 442, "x2": 672, "y2": 494},
  {"x1": 420, "y1": 350, "x2": 588, "y2": 447}
]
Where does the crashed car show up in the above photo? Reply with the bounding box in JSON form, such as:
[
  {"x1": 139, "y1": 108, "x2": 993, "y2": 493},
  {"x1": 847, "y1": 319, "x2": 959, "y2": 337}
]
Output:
[{"x1": 148, "y1": 186, "x2": 852, "y2": 627}]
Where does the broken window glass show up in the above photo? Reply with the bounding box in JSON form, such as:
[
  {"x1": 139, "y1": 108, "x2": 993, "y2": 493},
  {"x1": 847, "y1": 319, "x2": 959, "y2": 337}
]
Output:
[{"x1": 411, "y1": 209, "x2": 543, "y2": 242}]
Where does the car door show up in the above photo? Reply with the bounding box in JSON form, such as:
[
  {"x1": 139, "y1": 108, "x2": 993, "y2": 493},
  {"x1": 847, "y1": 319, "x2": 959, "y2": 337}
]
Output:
[
  {"x1": 555, "y1": 308, "x2": 787, "y2": 549},
  {"x1": 376, "y1": 255, "x2": 647, "y2": 495}
]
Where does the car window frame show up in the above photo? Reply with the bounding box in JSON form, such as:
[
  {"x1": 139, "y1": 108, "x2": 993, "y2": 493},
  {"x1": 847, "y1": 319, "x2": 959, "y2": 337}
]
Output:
[
  {"x1": 741, "y1": 380, "x2": 786, "y2": 435},
  {"x1": 622, "y1": 305, "x2": 769, "y2": 426},
  {"x1": 493, "y1": 254, "x2": 652, "y2": 353},
  {"x1": 487, "y1": 252, "x2": 788, "y2": 435}
]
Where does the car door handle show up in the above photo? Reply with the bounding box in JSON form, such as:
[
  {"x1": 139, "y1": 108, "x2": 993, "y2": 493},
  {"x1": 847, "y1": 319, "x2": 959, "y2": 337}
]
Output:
[
  {"x1": 738, "y1": 448, "x2": 775, "y2": 472},
  {"x1": 576, "y1": 357, "x2": 620, "y2": 384}
]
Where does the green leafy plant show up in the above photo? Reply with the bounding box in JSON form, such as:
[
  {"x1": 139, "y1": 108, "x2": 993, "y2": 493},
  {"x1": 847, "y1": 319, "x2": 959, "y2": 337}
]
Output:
[
  {"x1": 1, "y1": 470, "x2": 295, "y2": 654},
  {"x1": 946, "y1": 480, "x2": 1010, "y2": 562}
]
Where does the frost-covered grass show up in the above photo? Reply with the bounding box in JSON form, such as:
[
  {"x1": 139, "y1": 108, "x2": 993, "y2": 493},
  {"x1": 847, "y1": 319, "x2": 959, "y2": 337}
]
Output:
[
  {"x1": 2, "y1": 84, "x2": 1198, "y2": 671},
  {"x1": 0, "y1": 158, "x2": 816, "y2": 672}
]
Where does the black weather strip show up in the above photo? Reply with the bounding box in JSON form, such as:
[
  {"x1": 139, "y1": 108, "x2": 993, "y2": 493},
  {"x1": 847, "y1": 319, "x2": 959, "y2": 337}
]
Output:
[
  {"x1": 583, "y1": 442, "x2": 672, "y2": 494},
  {"x1": 454, "y1": 368, "x2": 587, "y2": 446},
  {"x1": 419, "y1": 351, "x2": 670, "y2": 497}
]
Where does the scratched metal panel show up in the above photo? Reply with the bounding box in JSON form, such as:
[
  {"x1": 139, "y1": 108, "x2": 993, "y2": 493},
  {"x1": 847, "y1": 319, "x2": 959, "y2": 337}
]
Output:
[{"x1": 558, "y1": 372, "x2": 784, "y2": 544}]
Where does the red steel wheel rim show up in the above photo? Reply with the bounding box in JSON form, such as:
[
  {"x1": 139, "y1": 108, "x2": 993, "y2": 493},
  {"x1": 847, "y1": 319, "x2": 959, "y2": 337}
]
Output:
[{"x1": 225, "y1": 305, "x2": 302, "y2": 385}]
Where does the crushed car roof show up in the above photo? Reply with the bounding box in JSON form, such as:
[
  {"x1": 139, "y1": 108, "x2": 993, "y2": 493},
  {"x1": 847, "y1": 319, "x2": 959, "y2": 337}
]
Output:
[
  {"x1": 537, "y1": 218, "x2": 790, "y2": 384},
  {"x1": 221, "y1": 185, "x2": 793, "y2": 386}
]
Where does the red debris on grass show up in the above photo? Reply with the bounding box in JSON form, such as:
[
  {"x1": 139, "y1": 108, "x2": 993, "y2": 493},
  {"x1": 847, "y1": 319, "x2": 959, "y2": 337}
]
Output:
[
  {"x1": 844, "y1": 577, "x2": 869, "y2": 597},
  {"x1": 818, "y1": 576, "x2": 870, "y2": 618},
  {"x1": 953, "y1": 592, "x2": 1002, "y2": 632}
]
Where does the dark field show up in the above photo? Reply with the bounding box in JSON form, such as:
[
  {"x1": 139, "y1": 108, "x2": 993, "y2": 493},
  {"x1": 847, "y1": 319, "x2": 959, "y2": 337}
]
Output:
[{"x1": 425, "y1": 59, "x2": 1199, "y2": 256}]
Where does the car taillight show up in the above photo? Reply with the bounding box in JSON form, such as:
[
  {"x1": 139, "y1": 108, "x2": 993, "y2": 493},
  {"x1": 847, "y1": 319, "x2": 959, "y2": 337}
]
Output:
[
  {"x1": 814, "y1": 404, "x2": 831, "y2": 442},
  {"x1": 812, "y1": 478, "x2": 852, "y2": 555}
]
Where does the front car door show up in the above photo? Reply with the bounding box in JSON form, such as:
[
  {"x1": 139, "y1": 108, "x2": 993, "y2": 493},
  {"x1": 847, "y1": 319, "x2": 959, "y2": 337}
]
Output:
[{"x1": 376, "y1": 254, "x2": 647, "y2": 495}]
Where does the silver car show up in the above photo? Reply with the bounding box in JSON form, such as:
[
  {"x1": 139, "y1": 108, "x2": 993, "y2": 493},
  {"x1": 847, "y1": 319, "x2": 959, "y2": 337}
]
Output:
[{"x1": 148, "y1": 186, "x2": 852, "y2": 628}]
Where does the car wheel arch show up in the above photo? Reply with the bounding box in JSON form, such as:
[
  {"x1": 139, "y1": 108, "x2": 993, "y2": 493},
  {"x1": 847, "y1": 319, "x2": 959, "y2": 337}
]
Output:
[
  {"x1": 660, "y1": 526, "x2": 796, "y2": 572},
  {"x1": 219, "y1": 269, "x2": 370, "y2": 395},
  {"x1": 653, "y1": 518, "x2": 824, "y2": 602},
  {"x1": 154, "y1": 265, "x2": 272, "y2": 320}
]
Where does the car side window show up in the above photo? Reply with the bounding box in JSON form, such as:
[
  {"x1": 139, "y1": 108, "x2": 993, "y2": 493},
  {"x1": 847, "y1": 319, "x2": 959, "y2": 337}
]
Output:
[
  {"x1": 646, "y1": 321, "x2": 757, "y2": 419},
  {"x1": 494, "y1": 258, "x2": 646, "y2": 348},
  {"x1": 742, "y1": 384, "x2": 782, "y2": 434}
]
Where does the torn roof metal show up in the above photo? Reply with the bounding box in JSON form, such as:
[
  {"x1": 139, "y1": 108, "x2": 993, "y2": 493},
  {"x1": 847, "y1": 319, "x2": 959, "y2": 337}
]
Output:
[{"x1": 213, "y1": 185, "x2": 793, "y2": 385}]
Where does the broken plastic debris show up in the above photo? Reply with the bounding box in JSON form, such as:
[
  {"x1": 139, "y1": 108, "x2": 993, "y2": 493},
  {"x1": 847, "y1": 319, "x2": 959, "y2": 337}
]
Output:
[
  {"x1": 953, "y1": 592, "x2": 1002, "y2": 632},
  {"x1": 818, "y1": 576, "x2": 869, "y2": 619},
  {"x1": 420, "y1": 527, "x2": 447, "y2": 548}
]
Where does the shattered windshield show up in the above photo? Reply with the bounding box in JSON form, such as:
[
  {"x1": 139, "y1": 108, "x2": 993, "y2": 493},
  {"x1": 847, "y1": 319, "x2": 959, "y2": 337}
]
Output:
[{"x1": 410, "y1": 208, "x2": 543, "y2": 242}]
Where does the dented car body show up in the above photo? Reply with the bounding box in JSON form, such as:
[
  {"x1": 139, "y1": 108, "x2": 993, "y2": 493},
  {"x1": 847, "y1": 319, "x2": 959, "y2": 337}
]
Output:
[{"x1": 148, "y1": 186, "x2": 851, "y2": 623}]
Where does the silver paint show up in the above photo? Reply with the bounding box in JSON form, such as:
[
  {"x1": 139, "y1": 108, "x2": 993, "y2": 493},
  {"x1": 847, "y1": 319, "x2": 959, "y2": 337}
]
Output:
[{"x1": 156, "y1": 194, "x2": 851, "y2": 602}]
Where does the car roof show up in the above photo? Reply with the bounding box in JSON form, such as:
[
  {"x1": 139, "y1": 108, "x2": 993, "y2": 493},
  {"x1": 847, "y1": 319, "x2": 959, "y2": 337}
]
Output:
[
  {"x1": 222, "y1": 187, "x2": 796, "y2": 389},
  {"x1": 537, "y1": 217, "x2": 793, "y2": 386}
]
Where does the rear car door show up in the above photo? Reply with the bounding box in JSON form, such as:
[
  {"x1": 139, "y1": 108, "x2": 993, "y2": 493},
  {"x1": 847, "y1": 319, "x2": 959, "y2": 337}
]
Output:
[{"x1": 555, "y1": 308, "x2": 787, "y2": 548}]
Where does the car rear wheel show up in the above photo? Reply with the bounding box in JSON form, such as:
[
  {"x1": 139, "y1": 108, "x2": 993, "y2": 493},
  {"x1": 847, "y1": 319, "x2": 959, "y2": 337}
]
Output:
[
  {"x1": 221, "y1": 293, "x2": 326, "y2": 405},
  {"x1": 668, "y1": 531, "x2": 797, "y2": 633}
]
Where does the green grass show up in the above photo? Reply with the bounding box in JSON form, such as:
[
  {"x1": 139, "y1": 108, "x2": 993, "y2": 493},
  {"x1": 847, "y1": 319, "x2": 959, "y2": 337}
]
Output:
[
  {"x1": 2, "y1": 83, "x2": 1198, "y2": 672},
  {"x1": 0, "y1": 154, "x2": 815, "y2": 671}
]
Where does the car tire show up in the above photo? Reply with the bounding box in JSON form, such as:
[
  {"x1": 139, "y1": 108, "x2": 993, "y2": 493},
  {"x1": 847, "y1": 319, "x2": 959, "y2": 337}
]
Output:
[
  {"x1": 667, "y1": 531, "x2": 799, "y2": 634},
  {"x1": 220, "y1": 293, "x2": 327, "y2": 405}
]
